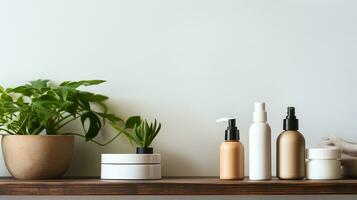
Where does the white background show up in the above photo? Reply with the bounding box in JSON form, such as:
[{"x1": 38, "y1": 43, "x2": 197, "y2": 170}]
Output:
[{"x1": 0, "y1": 0, "x2": 356, "y2": 199}]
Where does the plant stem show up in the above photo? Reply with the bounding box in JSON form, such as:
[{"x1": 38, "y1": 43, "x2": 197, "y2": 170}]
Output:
[
  {"x1": 56, "y1": 115, "x2": 80, "y2": 130},
  {"x1": 16, "y1": 114, "x2": 29, "y2": 134},
  {"x1": 60, "y1": 131, "x2": 123, "y2": 146},
  {"x1": 54, "y1": 114, "x2": 73, "y2": 127},
  {"x1": 111, "y1": 122, "x2": 136, "y2": 141},
  {"x1": 32, "y1": 125, "x2": 45, "y2": 135}
]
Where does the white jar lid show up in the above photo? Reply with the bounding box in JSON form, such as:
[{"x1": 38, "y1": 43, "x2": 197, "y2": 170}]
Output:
[
  {"x1": 101, "y1": 154, "x2": 161, "y2": 164},
  {"x1": 307, "y1": 148, "x2": 341, "y2": 160}
]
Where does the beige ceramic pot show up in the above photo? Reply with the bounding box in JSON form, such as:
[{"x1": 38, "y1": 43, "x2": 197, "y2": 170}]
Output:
[{"x1": 1, "y1": 135, "x2": 74, "y2": 179}]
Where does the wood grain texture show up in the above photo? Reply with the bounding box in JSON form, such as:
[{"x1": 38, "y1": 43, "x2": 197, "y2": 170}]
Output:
[{"x1": 0, "y1": 177, "x2": 356, "y2": 195}]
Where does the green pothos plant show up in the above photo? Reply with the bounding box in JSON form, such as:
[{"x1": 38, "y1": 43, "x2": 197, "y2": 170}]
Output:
[{"x1": 0, "y1": 79, "x2": 141, "y2": 145}]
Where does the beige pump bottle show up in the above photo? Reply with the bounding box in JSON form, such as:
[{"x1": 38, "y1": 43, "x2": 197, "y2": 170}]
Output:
[
  {"x1": 217, "y1": 118, "x2": 244, "y2": 180},
  {"x1": 277, "y1": 107, "x2": 305, "y2": 179}
]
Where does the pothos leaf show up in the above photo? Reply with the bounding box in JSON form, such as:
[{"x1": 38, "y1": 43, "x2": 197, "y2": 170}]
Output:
[
  {"x1": 29, "y1": 79, "x2": 50, "y2": 90},
  {"x1": 97, "y1": 112, "x2": 123, "y2": 123},
  {"x1": 67, "y1": 101, "x2": 79, "y2": 116},
  {"x1": 125, "y1": 116, "x2": 141, "y2": 129},
  {"x1": 78, "y1": 91, "x2": 108, "y2": 102},
  {"x1": 1, "y1": 93, "x2": 13, "y2": 101},
  {"x1": 60, "y1": 80, "x2": 106, "y2": 88},
  {"x1": 77, "y1": 94, "x2": 91, "y2": 110},
  {"x1": 6, "y1": 86, "x2": 35, "y2": 96},
  {"x1": 81, "y1": 111, "x2": 102, "y2": 141},
  {"x1": 1, "y1": 102, "x2": 20, "y2": 113},
  {"x1": 32, "y1": 102, "x2": 58, "y2": 126}
]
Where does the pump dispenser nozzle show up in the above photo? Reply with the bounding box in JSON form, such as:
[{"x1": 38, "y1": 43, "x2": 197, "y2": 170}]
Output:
[
  {"x1": 253, "y1": 102, "x2": 267, "y2": 122},
  {"x1": 287, "y1": 107, "x2": 295, "y2": 116},
  {"x1": 283, "y1": 107, "x2": 299, "y2": 130},
  {"x1": 217, "y1": 117, "x2": 240, "y2": 141}
]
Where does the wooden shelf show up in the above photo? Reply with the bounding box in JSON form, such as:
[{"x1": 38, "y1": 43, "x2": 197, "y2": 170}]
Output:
[{"x1": 0, "y1": 177, "x2": 356, "y2": 195}]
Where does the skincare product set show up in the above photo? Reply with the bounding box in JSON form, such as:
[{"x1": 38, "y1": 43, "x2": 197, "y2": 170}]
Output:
[{"x1": 218, "y1": 103, "x2": 343, "y2": 180}]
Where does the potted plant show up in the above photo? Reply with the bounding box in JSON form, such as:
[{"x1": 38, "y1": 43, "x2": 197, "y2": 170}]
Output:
[
  {"x1": 101, "y1": 118, "x2": 162, "y2": 179},
  {"x1": 0, "y1": 79, "x2": 135, "y2": 179},
  {"x1": 130, "y1": 119, "x2": 162, "y2": 154}
]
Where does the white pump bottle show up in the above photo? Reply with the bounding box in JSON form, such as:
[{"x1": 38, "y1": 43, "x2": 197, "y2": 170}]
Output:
[{"x1": 249, "y1": 102, "x2": 271, "y2": 180}]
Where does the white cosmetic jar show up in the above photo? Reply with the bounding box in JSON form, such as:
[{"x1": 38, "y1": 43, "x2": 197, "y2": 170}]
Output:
[
  {"x1": 101, "y1": 154, "x2": 161, "y2": 180},
  {"x1": 306, "y1": 148, "x2": 342, "y2": 180}
]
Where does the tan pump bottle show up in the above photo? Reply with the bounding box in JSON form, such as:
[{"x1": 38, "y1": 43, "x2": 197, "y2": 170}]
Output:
[
  {"x1": 217, "y1": 118, "x2": 244, "y2": 180},
  {"x1": 277, "y1": 107, "x2": 305, "y2": 179}
]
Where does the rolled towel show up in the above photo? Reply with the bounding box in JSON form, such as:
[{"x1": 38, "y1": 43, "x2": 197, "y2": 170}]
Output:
[{"x1": 321, "y1": 135, "x2": 357, "y2": 157}]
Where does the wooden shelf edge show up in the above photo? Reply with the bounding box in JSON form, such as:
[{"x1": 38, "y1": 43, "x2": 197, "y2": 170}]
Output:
[{"x1": 0, "y1": 177, "x2": 356, "y2": 195}]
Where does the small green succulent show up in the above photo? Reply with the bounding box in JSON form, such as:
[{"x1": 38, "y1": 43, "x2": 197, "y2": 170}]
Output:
[
  {"x1": 133, "y1": 119, "x2": 161, "y2": 148},
  {"x1": 113, "y1": 118, "x2": 161, "y2": 148}
]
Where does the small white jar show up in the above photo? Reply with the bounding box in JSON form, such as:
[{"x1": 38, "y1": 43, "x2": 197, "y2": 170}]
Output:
[
  {"x1": 101, "y1": 154, "x2": 161, "y2": 180},
  {"x1": 306, "y1": 148, "x2": 342, "y2": 180}
]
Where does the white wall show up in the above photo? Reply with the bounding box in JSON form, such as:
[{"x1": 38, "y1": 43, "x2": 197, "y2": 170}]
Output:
[{"x1": 0, "y1": 0, "x2": 356, "y2": 199}]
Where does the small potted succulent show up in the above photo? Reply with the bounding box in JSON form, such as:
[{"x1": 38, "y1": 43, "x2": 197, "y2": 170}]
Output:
[
  {"x1": 0, "y1": 79, "x2": 136, "y2": 179},
  {"x1": 101, "y1": 118, "x2": 162, "y2": 179},
  {"x1": 131, "y1": 119, "x2": 162, "y2": 154}
]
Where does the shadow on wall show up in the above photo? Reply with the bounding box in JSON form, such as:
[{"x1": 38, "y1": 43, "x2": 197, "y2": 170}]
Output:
[
  {"x1": 62, "y1": 100, "x2": 136, "y2": 177},
  {"x1": 160, "y1": 147, "x2": 200, "y2": 177},
  {"x1": 66, "y1": 139, "x2": 102, "y2": 177},
  {"x1": 65, "y1": 131, "x2": 133, "y2": 177}
]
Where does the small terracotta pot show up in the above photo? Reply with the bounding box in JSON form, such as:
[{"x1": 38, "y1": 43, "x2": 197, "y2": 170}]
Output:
[{"x1": 1, "y1": 135, "x2": 74, "y2": 179}]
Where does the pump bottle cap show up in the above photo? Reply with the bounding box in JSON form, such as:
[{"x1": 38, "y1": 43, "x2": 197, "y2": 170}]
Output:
[
  {"x1": 283, "y1": 107, "x2": 299, "y2": 130},
  {"x1": 253, "y1": 102, "x2": 267, "y2": 122},
  {"x1": 216, "y1": 117, "x2": 240, "y2": 141}
]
